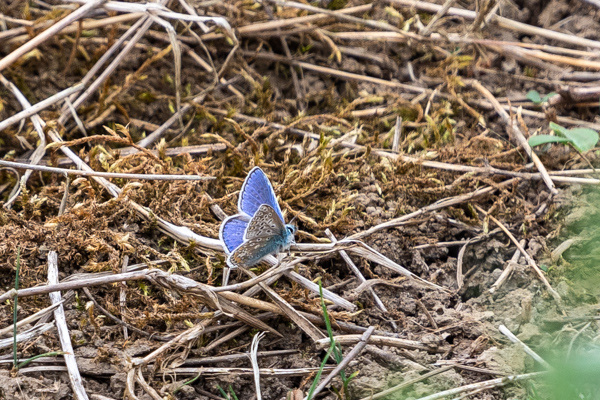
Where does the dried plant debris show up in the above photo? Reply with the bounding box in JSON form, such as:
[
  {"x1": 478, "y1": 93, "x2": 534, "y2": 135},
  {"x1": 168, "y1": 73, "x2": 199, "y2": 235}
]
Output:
[{"x1": 0, "y1": 0, "x2": 600, "y2": 398}]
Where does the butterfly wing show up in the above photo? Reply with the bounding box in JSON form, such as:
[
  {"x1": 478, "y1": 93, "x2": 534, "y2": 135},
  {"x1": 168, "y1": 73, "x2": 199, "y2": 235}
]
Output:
[
  {"x1": 227, "y1": 236, "x2": 284, "y2": 268},
  {"x1": 244, "y1": 204, "x2": 286, "y2": 240},
  {"x1": 219, "y1": 214, "x2": 250, "y2": 254},
  {"x1": 238, "y1": 167, "x2": 285, "y2": 221},
  {"x1": 227, "y1": 205, "x2": 289, "y2": 269}
]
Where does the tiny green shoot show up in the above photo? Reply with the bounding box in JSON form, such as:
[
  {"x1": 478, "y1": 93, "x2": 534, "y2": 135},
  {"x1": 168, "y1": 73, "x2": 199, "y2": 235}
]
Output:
[
  {"x1": 13, "y1": 248, "x2": 20, "y2": 370},
  {"x1": 306, "y1": 344, "x2": 335, "y2": 400},
  {"x1": 173, "y1": 373, "x2": 201, "y2": 394},
  {"x1": 528, "y1": 122, "x2": 599, "y2": 153},
  {"x1": 526, "y1": 90, "x2": 557, "y2": 105},
  {"x1": 217, "y1": 385, "x2": 239, "y2": 400},
  {"x1": 306, "y1": 279, "x2": 357, "y2": 399},
  {"x1": 217, "y1": 385, "x2": 229, "y2": 399},
  {"x1": 17, "y1": 351, "x2": 66, "y2": 369}
]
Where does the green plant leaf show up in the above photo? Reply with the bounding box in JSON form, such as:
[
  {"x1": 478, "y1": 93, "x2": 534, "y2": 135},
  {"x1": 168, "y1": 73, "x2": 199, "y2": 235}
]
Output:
[
  {"x1": 528, "y1": 135, "x2": 571, "y2": 148},
  {"x1": 563, "y1": 128, "x2": 599, "y2": 152},
  {"x1": 542, "y1": 92, "x2": 557, "y2": 102},
  {"x1": 526, "y1": 90, "x2": 542, "y2": 104},
  {"x1": 550, "y1": 122, "x2": 599, "y2": 152},
  {"x1": 549, "y1": 122, "x2": 569, "y2": 136},
  {"x1": 526, "y1": 90, "x2": 557, "y2": 104}
]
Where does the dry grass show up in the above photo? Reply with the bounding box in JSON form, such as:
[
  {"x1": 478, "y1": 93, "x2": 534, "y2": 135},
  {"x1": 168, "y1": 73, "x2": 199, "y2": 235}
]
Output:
[{"x1": 0, "y1": 0, "x2": 599, "y2": 398}]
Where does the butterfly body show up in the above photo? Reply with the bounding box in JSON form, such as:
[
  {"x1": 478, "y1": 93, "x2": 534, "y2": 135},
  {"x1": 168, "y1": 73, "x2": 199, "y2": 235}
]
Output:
[{"x1": 219, "y1": 168, "x2": 295, "y2": 269}]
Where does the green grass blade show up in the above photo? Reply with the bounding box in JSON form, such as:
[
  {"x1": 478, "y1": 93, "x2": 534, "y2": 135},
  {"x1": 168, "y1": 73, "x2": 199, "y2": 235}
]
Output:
[
  {"x1": 17, "y1": 351, "x2": 65, "y2": 369},
  {"x1": 228, "y1": 385, "x2": 239, "y2": 400},
  {"x1": 13, "y1": 248, "x2": 20, "y2": 370},
  {"x1": 173, "y1": 373, "x2": 201, "y2": 394},
  {"x1": 217, "y1": 385, "x2": 230, "y2": 399},
  {"x1": 306, "y1": 343, "x2": 335, "y2": 400},
  {"x1": 318, "y1": 280, "x2": 347, "y2": 381}
]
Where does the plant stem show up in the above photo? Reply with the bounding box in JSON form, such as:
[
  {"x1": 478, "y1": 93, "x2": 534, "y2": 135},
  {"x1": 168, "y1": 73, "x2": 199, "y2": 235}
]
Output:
[{"x1": 13, "y1": 247, "x2": 21, "y2": 370}]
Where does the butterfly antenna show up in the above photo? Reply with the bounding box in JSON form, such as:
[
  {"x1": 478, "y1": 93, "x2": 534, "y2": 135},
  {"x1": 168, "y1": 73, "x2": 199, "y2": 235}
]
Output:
[{"x1": 288, "y1": 206, "x2": 308, "y2": 225}]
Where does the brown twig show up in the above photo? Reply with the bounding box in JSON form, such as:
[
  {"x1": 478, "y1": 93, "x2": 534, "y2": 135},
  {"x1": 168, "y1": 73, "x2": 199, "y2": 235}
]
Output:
[
  {"x1": 325, "y1": 230, "x2": 388, "y2": 314},
  {"x1": 475, "y1": 206, "x2": 562, "y2": 305},
  {"x1": 468, "y1": 79, "x2": 557, "y2": 195},
  {"x1": 314, "y1": 334, "x2": 448, "y2": 353},
  {"x1": 0, "y1": 160, "x2": 214, "y2": 181},
  {"x1": 308, "y1": 326, "x2": 375, "y2": 399},
  {"x1": 489, "y1": 240, "x2": 525, "y2": 294},
  {"x1": 357, "y1": 366, "x2": 453, "y2": 400},
  {"x1": 389, "y1": 0, "x2": 600, "y2": 50},
  {"x1": 413, "y1": 371, "x2": 546, "y2": 400},
  {"x1": 0, "y1": 0, "x2": 104, "y2": 72}
]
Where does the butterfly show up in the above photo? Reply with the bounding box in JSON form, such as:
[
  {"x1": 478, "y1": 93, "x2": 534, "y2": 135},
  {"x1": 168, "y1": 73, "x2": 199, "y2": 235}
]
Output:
[{"x1": 219, "y1": 167, "x2": 296, "y2": 269}]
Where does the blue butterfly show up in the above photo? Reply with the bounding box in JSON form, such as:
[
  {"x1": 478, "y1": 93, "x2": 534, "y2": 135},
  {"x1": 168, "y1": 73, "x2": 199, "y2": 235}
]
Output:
[{"x1": 219, "y1": 167, "x2": 296, "y2": 269}]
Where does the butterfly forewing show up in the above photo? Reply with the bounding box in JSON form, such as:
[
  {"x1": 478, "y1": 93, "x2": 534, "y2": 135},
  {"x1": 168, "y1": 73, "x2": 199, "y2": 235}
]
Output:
[
  {"x1": 244, "y1": 204, "x2": 286, "y2": 240},
  {"x1": 238, "y1": 167, "x2": 285, "y2": 221}
]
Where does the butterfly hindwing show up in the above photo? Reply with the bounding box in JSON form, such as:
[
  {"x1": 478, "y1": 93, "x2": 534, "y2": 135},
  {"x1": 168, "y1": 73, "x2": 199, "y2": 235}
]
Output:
[
  {"x1": 228, "y1": 235, "x2": 285, "y2": 269},
  {"x1": 219, "y1": 214, "x2": 250, "y2": 254},
  {"x1": 238, "y1": 167, "x2": 285, "y2": 221},
  {"x1": 244, "y1": 204, "x2": 286, "y2": 240}
]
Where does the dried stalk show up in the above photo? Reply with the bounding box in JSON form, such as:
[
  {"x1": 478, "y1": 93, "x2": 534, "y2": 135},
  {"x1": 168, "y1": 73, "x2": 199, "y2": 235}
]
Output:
[
  {"x1": 0, "y1": 83, "x2": 84, "y2": 132},
  {"x1": 0, "y1": 270, "x2": 151, "y2": 302},
  {"x1": 119, "y1": 256, "x2": 129, "y2": 340},
  {"x1": 284, "y1": 270, "x2": 357, "y2": 311},
  {"x1": 182, "y1": 350, "x2": 298, "y2": 365},
  {"x1": 390, "y1": 0, "x2": 600, "y2": 50},
  {"x1": 479, "y1": 209, "x2": 562, "y2": 305},
  {"x1": 489, "y1": 240, "x2": 524, "y2": 294},
  {"x1": 468, "y1": 79, "x2": 557, "y2": 195},
  {"x1": 325, "y1": 230, "x2": 387, "y2": 313},
  {"x1": 498, "y1": 325, "x2": 552, "y2": 369},
  {"x1": 250, "y1": 331, "x2": 266, "y2": 400},
  {"x1": 165, "y1": 366, "x2": 335, "y2": 376},
  {"x1": 392, "y1": 116, "x2": 403, "y2": 153},
  {"x1": 358, "y1": 366, "x2": 453, "y2": 400},
  {"x1": 202, "y1": 4, "x2": 372, "y2": 40},
  {"x1": 420, "y1": 0, "x2": 456, "y2": 35},
  {"x1": 48, "y1": 251, "x2": 90, "y2": 400},
  {"x1": 314, "y1": 334, "x2": 448, "y2": 353},
  {"x1": 259, "y1": 281, "x2": 325, "y2": 342},
  {"x1": 0, "y1": 74, "x2": 48, "y2": 209},
  {"x1": 0, "y1": 160, "x2": 213, "y2": 181},
  {"x1": 348, "y1": 179, "x2": 517, "y2": 240},
  {"x1": 0, "y1": 0, "x2": 104, "y2": 72},
  {"x1": 240, "y1": 50, "x2": 430, "y2": 96},
  {"x1": 0, "y1": 301, "x2": 63, "y2": 337},
  {"x1": 5, "y1": 14, "x2": 143, "y2": 44},
  {"x1": 51, "y1": 144, "x2": 227, "y2": 167},
  {"x1": 0, "y1": 323, "x2": 54, "y2": 350},
  {"x1": 306, "y1": 326, "x2": 375, "y2": 400},
  {"x1": 416, "y1": 372, "x2": 546, "y2": 400}
]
